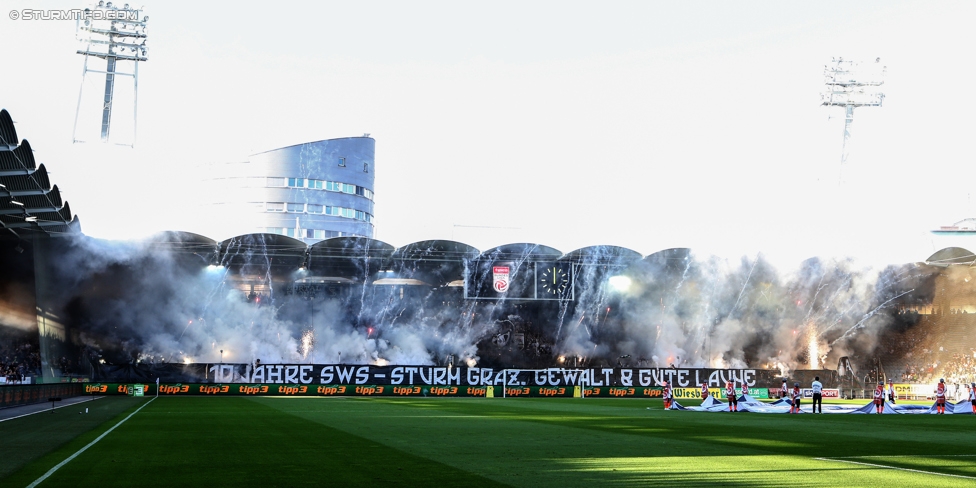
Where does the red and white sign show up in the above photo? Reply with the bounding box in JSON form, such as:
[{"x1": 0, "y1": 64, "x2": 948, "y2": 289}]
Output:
[{"x1": 492, "y1": 266, "x2": 510, "y2": 293}]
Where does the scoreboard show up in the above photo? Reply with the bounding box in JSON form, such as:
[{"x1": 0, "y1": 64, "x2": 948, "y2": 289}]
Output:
[{"x1": 463, "y1": 261, "x2": 574, "y2": 301}]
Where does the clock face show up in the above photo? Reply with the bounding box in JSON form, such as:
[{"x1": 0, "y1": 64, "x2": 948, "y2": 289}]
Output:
[{"x1": 539, "y1": 266, "x2": 570, "y2": 295}]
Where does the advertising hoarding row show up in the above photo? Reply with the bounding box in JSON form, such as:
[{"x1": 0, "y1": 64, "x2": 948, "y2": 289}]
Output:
[
  {"x1": 0, "y1": 384, "x2": 83, "y2": 408},
  {"x1": 86, "y1": 383, "x2": 673, "y2": 398}
]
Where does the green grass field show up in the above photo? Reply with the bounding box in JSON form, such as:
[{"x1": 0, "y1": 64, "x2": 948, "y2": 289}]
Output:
[{"x1": 2, "y1": 396, "x2": 976, "y2": 487}]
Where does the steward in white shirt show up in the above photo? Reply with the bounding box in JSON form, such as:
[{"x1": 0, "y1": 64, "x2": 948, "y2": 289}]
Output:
[{"x1": 811, "y1": 377, "x2": 823, "y2": 414}]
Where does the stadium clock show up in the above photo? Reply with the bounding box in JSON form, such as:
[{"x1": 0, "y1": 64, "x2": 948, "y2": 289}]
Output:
[{"x1": 539, "y1": 265, "x2": 570, "y2": 295}]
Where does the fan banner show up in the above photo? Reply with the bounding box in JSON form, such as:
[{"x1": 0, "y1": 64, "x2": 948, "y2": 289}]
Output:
[{"x1": 92, "y1": 364, "x2": 781, "y2": 388}]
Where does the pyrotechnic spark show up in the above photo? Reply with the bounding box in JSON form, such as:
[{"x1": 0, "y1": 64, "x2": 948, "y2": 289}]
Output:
[
  {"x1": 807, "y1": 330, "x2": 819, "y2": 369},
  {"x1": 829, "y1": 289, "x2": 914, "y2": 345},
  {"x1": 728, "y1": 254, "x2": 759, "y2": 316},
  {"x1": 299, "y1": 330, "x2": 314, "y2": 359},
  {"x1": 177, "y1": 320, "x2": 194, "y2": 342}
]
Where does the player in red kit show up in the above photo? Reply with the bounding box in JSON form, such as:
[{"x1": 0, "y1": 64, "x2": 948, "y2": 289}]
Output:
[
  {"x1": 726, "y1": 381, "x2": 738, "y2": 412},
  {"x1": 935, "y1": 378, "x2": 947, "y2": 414},
  {"x1": 969, "y1": 382, "x2": 976, "y2": 414},
  {"x1": 790, "y1": 382, "x2": 802, "y2": 413},
  {"x1": 701, "y1": 382, "x2": 709, "y2": 400},
  {"x1": 873, "y1": 381, "x2": 884, "y2": 414},
  {"x1": 662, "y1": 381, "x2": 672, "y2": 410}
]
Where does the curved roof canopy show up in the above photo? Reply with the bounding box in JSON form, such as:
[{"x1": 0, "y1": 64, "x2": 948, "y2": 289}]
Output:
[
  {"x1": 561, "y1": 245, "x2": 643, "y2": 266},
  {"x1": 0, "y1": 109, "x2": 17, "y2": 148},
  {"x1": 478, "y1": 243, "x2": 562, "y2": 262},
  {"x1": 387, "y1": 240, "x2": 479, "y2": 286},
  {"x1": 148, "y1": 231, "x2": 218, "y2": 267},
  {"x1": 392, "y1": 239, "x2": 479, "y2": 262},
  {"x1": 1, "y1": 163, "x2": 50, "y2": 195},
  {"x1": 218, "y1": 233, "x2": 307, "y2": 277},
  {"x1": 309, "y1": 236, "x2": 395, "y2": 259},
  {"x1": 925, "y1": 247, "x2": 976, "y2": 267},
  {"x1": 620, "y1": 247, "x2": 693, "y2": 277},
  {"x1": 150, "y1": 231, "x2": 218, "y2": 250},
  {"x1": 1, "y1": 109, "x2": 79, "y2": 239},
  {"x1": 0, "y1": 140, "x2": 36, "y2": 175},
  {"x1": 306, "y1": 236, "x2": 395, "y2": 281},
  {"x1": 642, "y1": 247, "x2": 692, "y2": 266}
]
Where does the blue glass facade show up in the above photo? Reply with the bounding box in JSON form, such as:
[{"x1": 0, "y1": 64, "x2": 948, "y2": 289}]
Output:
[{"x1": 205, "y1": 137, "x2": 375, "y2": 243}]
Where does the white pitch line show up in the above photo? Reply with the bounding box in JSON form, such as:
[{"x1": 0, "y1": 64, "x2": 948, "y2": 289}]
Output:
[
  {"x1": 0, "y1": 397, "x2": 103, "y2": 423},
  {"x1": 26, "y1": 397, "x2": 156, "y2": 488},
  {"x1": 829, "y1": 454, "x2": 976, "y2": 459},
  {"x1": 815, "y1": 456, "x2": 976, "y2": 481}
]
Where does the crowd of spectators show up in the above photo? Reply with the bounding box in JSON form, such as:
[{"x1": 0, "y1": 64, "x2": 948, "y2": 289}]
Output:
[
  {"x1": 1, "y1": 340, "x2": 41, "y2": 384},
  {"x1": 900, "y1": 362, "x2": 929, "y2": 383},
  {"x1": 894, "y1": 350, "x2": 976, "y2": 386},
  {"x1": 941, "y1": 351, "x2": 976, "y2": 385}
]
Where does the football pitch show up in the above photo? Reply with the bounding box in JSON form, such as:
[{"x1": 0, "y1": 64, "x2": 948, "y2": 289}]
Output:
[{"x1": 2, "y1": 396, "x2": 976, "y2": 487}]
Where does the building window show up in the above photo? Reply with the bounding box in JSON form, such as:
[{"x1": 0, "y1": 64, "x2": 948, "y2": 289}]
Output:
[
  {"x1": 276, "y1": 177, "x2": 372, "y2": 201},
  {"x1": 302, "y1": 229, "x2": 327, "y2": 239},
  {"x1": 287, "y1": 203, "x2": 304, "y2": 212},
  {"x1": 338, "y1": 157, "x2": 346, "y2": 167},
  {"x1": 307, "y1": 204, "x2": 323, "y2": 214},
  {"x1": 352, "y1": 211, "x2": 374, "y2": 223},
  {"x1": 266, "y1": 202, "x2": 284, "y2": 212},
  {"x1": 363, "y1": 162, "x2": 369, "y2": 173},
  {"x1": 266, "y1": 227, "x2": 284, "y2": 235}
]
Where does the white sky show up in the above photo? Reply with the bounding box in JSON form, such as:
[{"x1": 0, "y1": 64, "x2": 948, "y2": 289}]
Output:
[{"x1": 2, "y1": 0, "x2": 974, "y2": 268}]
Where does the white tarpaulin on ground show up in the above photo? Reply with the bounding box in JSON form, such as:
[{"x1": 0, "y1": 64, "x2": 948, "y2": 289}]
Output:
[{"x1": 668, "y1": 394, "x2": 971, "y2": 414}]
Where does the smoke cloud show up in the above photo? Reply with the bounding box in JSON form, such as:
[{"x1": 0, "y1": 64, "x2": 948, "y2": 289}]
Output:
[
  {"x1": 38, "y1": 234, "x2": 937, "y2": 374},
  {"x1": 558, "y1": 249, "x2": 936, "y2": 375}
]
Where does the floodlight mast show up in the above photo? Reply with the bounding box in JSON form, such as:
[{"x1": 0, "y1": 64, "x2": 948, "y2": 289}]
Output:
[
  {"x1": 72, "y1": 2, "x2": 148, "y2": 147},
  {"x1": 821, "y1": 57, "x2": 885, "y2": 184}
]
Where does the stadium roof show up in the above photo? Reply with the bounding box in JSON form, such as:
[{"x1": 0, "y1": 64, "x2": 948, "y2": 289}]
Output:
[
  {"x1": 0, "y1": 140, "x2": 37, "y2": 175},
  {"x1": 925, "y1": 247, "x2": 976, "y2": 267},
  {"x1": 296, "y1": 237, "x2": 393, "y2": 283},
  {"x1": 219, "y1": 233, "x2": 308, "y2": 277},
  {"x1": 0, "y1": 109, "x2": 17, "y2": 150},
  {"x1": 139, "y1": 233, "x2": 698, "y2": 287},
  {"x1": 0, "y1": 109, "x2": 80, "y2": 240},
  {"x1": 391, "y1": 239, "x2": 480, "y2": 262},
  {"x1": 478, "y1": 243, "x2": 563, "y2": 262},
  {"x1": 561, "y1": 245, "x2": 644, "y2": 266}
]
